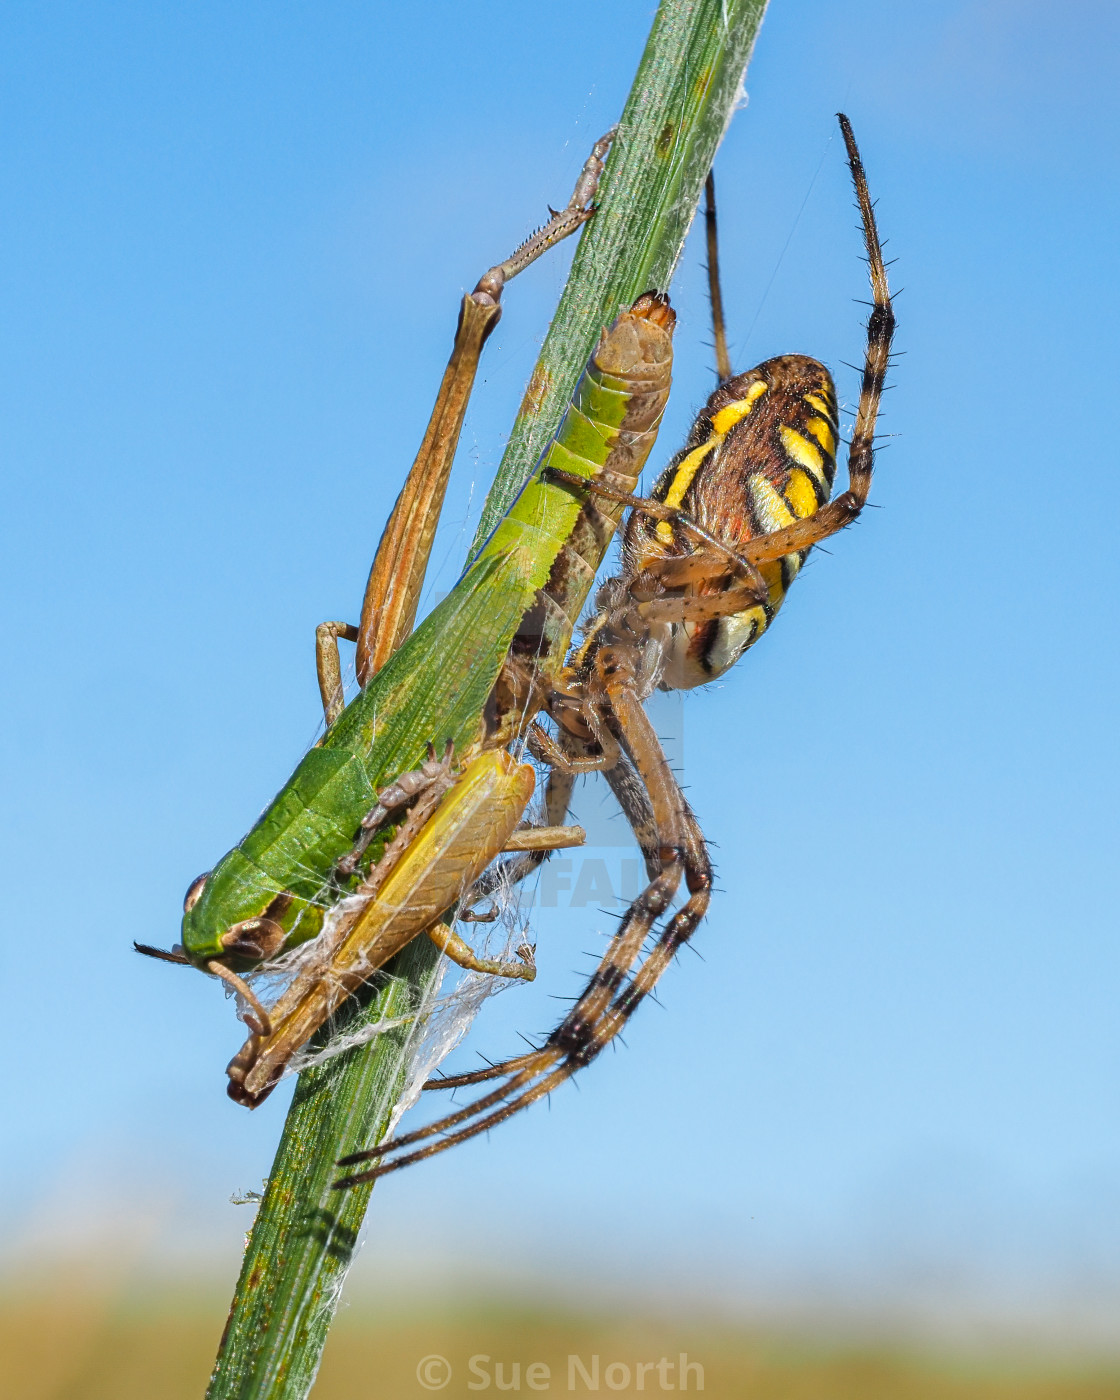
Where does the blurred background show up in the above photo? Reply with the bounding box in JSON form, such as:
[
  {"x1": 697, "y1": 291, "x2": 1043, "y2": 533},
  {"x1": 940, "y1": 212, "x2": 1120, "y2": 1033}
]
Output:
[{"x1": 3, "y1": 1, "x2": 1119, "y2": 1395}]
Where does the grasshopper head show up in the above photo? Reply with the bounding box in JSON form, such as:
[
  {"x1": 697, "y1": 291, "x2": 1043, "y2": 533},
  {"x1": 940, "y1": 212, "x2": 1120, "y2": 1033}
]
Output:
[{"x1": 179, "y1": 849, "x2": 291, "y2": 970}]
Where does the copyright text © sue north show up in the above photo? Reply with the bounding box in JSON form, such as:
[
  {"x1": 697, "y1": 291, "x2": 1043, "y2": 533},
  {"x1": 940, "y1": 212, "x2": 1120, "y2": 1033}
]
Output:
[{"x1": 415, "y1": 1352, "x2": 704, "y2": 1391}]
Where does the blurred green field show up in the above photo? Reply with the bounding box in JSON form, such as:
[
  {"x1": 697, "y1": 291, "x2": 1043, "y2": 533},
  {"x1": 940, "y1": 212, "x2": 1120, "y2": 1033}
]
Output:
[{"x1": 4, "y1": 1289, "x2": 1120, "y2": 1400}]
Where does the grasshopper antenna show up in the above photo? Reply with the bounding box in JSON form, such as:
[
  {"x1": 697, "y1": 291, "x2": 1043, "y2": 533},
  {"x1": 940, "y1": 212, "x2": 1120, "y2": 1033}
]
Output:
[{"x1": 134, "y1": 941, "x2": 190, "y2": 965}]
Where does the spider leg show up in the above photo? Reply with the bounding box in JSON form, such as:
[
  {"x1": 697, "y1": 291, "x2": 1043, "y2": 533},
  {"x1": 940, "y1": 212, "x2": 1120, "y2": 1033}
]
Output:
[
  {"x1": 527, "y1": 721, "x2": 614, "y2": 777},
  {"x1": 717, "y1": 115, "x2": 895, "y2": 568},
  {"x1": 602, "y1": 745, "x2": 661, "y2": 882},
  {"x1": 592, "y1": 662, "x2": 713, "y2": 1016},
  {"x1": 542, "y1": 467, "x2": 764, "y2": 590},
  {"x1": 636, "y1": 583, "x2": 767, "y2": 627},
  {"x1": 467, "y1": 668, "x2": 622, "y2": 906},
  {"x1": 558, "y1": 800, "x2": 710, "y2": 1069},
  {"x1": 458, "y1": 672, "x2": 711, "y2": 1107},
  {"x1": 424, "y1": 1048, "x2": 543, "y2": 1090},
  {"x1": 704, "y1": 170, "x2": 733, "y2": 384},
  {"x1": 337, "y1": 1050, "x2": 562, "y2": 1172},
  {"x1": 839, "y1": 113, "x2": 894, "y2": 501},
  {"x1": 335, "y1": 1061, "x2": 574, "y2": 1184}
]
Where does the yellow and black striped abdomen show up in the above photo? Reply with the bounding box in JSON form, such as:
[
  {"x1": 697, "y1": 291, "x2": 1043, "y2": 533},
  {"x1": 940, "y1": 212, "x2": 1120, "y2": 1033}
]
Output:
[{"x1": 629, "y1": 354, "x2": 839, "y2": 688}]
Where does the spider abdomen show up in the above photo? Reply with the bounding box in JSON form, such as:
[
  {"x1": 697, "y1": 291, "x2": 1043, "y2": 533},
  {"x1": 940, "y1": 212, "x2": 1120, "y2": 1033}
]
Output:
[{"x1": 632, "y1": 354, "x2": 840, "y2": 689}]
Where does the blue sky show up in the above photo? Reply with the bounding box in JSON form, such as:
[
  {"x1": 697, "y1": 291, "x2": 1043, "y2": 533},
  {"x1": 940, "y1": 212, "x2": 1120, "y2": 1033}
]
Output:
[{"x1": 2, "y1": 0, "x2": 1119, "y2": 1338}]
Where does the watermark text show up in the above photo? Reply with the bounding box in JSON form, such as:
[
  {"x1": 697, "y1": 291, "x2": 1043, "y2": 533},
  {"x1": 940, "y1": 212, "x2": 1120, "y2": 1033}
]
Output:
[{"x1": 416, "y1": 1352, "x2": 704, "y2": 1391}]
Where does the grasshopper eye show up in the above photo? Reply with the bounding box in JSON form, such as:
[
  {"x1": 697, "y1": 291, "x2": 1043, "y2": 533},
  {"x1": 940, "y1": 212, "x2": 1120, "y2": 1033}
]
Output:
[
  {"x1": 184, "y1": 872, "x2": 210, "y2": 913},
  {"x1": 221, "y1": 917, "x2": 286, "y2": 962}
]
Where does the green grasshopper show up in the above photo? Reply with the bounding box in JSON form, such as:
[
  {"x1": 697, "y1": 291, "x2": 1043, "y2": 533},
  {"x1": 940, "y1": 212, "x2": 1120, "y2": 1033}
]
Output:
[{"x1": 137, "y1": 132, "x2": 678, "y2": 1105}]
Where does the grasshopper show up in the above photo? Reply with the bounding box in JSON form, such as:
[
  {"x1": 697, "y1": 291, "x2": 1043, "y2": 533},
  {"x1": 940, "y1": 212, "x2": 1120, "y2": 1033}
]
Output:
[{"x1": 137, "y1": 132, "x2": 678, "y2": 1105}]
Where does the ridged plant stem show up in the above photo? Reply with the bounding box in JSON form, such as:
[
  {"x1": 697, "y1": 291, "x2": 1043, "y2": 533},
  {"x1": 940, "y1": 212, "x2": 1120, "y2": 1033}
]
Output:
[{"x1": 206, "y1": 3, "x2": 769, "y2": 1397}]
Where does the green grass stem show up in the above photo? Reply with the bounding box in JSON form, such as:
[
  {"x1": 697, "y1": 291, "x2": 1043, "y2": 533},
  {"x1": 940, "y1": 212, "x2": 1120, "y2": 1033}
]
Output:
[{"x1": 206, "y1": 4, "x2": 770, "y2": 1397}]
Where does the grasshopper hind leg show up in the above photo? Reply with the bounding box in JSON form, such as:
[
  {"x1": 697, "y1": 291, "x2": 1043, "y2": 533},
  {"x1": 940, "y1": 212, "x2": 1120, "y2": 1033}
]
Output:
[{"x1": 308, "y1": 131, "x2": 617, "y2": 735}]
